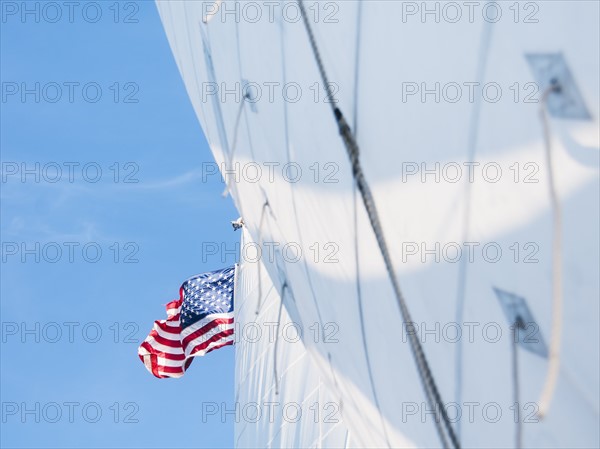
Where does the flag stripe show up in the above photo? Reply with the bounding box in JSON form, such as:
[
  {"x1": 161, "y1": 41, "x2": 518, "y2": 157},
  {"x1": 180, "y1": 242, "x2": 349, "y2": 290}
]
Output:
[
  {"x1": 139, "y1": 341, "x2": 185, "y2": 360},
  {"x1": 152, "y1": 324, "x2": 184, "y2": 340},
  {"x1": 183, "y1": 322, "x2": 234, "y2": 355},
  {"x1": 156, "y1": 321, "x2": 181, "y2": 333},
  {"x1": 180, "y1": 312, "x2": 233, "y2": 339},
  {"x1": 148, "y1": 330, "x2": 183, "y2": 348},
  {"x1": 181, "y1": 315, "x2": 234, "y2": 346},
  {"x1": 140, "y1": 337, "x2": 183, "y2": 355},
  {"x1": 189, "y1": 331, "x2": 235, "y2": 357},
  {"x1": 138, "y1": 266, "x2": 236, "y2": 379}
]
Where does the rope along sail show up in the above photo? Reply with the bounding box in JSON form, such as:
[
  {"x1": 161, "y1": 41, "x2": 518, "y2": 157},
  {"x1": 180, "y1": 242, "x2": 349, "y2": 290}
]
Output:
[
  {"x1": 536, "y1": 83, "x2": 563, "y2": 419},
  {"x1": 298, "y1": 2, "x2": 461, "y2": 448}
]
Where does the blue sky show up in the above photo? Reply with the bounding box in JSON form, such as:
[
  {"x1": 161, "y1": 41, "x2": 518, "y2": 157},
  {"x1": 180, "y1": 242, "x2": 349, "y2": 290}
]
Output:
[{"x1": 1, "y1": 2, "x2": 239, "y2": 447}]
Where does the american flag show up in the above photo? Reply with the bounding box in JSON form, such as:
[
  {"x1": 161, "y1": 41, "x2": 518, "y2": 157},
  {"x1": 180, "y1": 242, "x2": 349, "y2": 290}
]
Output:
[{"x1": 138, "y1": 265, "x2": 236, "y2": 378}]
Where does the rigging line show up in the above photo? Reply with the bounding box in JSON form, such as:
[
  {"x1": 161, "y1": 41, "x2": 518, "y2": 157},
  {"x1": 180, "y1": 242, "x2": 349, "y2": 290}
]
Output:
[
  {"x1": 251, "y1": 197, "x2": 304, "y2": 327},
  {"x1": 350, "y1": 3, "x2": 391, "y2": 448},
  {"x1": 198, "y1": 20, "x2": 248, "y2": 223},
  {"x1": 275, "y1": 18, "x2": 347, "y2": 418},
  {"x1": 222, "y1": 13, "x2": 250, "y2": 198},
  {"x1": 343, "y1": 429, "x2": 350, "y2": 449},
  {"x1": 234, "y1": 15, "x2": 259, "y2": 164},
  {"x1": 278, "y1": 16, "x2": 325, "y2": 328},
  {"x1": 232, "y1": 261, "x2": 243, "y2": 403},
  {"x1": 273, "y1": 282, "x2": 288, "y2": 395},
  {"x1": 512, "y1": 321, "x2": 522, "y2": 449},
  {"x1": 298, "y1": 2, "x2": 459, "y2": 448},
  {"x1": 318, "y1": 380, "x2": 322, "y2": 448},
  {"x1": 255, "y1": 201, "x2": 270, "y2": 315},
  {"x1": 181, "y1": 4, "x2": 213, "y2": 157},
  {"x1": 230, "y1": 18, "x2": 304, "y2": 329},
  {"x1": 251, "y1": 188, "x2": 308, "y2": 325},
  {"x1": 326, "y1": 352, "x2": 345, "y2": 413},
  {"x1": 454, "y1": 17, "x2": 494, "y2": 441},
  {"x1": 537, "y1": 83, "x2": 563, "y2": 419},
  {"x1": 262, "y1": 203, "x2": 306, "y2": 328},
  {"x1": 222, "y1": 96, "x2": 248, "y2": 197}
]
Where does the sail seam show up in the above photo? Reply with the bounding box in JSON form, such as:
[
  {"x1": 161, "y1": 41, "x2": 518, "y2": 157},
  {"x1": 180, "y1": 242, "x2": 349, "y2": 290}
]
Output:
[{"x1": 454, "y1": 18, "x2": 494, "y2": 441}]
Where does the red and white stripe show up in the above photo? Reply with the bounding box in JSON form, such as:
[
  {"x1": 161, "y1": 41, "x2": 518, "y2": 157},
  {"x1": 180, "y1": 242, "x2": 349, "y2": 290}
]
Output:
[{"x1": 138, "y1": 297, "x2": 234, "y2": 379}]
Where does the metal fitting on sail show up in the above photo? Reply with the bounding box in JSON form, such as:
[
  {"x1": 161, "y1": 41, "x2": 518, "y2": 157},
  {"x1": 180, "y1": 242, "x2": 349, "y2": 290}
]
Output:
[{"x1": 231, "y1": 217, "x2": 244, "y2": 231}]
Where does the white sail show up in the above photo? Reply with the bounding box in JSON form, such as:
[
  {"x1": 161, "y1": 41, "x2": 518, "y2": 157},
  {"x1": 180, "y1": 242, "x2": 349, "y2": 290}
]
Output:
[
  {"x1": 156, "y1": 1, "x2": 599, "y2": 447},
  {"x1": 235, "y1": 227, "x2": 355, "y2": 447}
]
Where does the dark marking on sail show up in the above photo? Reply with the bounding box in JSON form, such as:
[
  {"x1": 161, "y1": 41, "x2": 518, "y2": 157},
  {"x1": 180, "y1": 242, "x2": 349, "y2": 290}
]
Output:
[
  {"x1": 526, "y1": 53, "x2": 591, "y2": 120},
  {"x1": 493, "y1": 287, "x2": 549, "y2": 358},
  {"x1": 242, "y1": 79, "x2": 258, "y2": 113}
]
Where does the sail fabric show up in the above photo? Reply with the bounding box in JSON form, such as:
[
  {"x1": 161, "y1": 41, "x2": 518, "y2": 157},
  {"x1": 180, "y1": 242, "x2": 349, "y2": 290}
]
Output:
[
  {"x1": 234, "y1": 228, "x2": 366, "y2": 448},
  {"x1": 156, "y1": 1, "x2": 599, "y2": 447}
]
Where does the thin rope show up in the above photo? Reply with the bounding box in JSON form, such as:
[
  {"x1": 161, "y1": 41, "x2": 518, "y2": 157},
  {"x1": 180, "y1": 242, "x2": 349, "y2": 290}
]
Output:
[
  {"x1": 222, "y1": 15, "x2": 249, "y2": 198},
  {"x1": 278, "y1": 15, "x2": 325, "y2": 327},
  {"x1": 221, "y1": 94, "x2": 247, "y2": 197},
  {"x1": 233, "y1": 11, "x2": 259, "y2": 165},
  {"x1": 276, "y1": 16, "x2": 350, "y2": 423},
  {"x1": 218, "y1": 8, "x2": 259, "y2": 242},
  {"x1": 255, "y1": 201, "x2": 269, "y2": 315},
  {"x1": 298, "y1": 2, "x2": 459, "y2": 447},
  {"x1": 273, "y1": 282, "x2": 287, "y2": 395},
  {"x1": 454, "y1": 18, "x2": 494, "y2": 441},
  {"x1": 326, "y1": 352, "x2": 344, "y2": 412},
  {"x1": 222, "y1": 96, "x2": 248, "y2": 197},
  {"x1": 317, "y1": 380, "x2": 323, "y2": 448},
  {"x1": 512, "y1": 320, "x2": 523, "y2": 448},
  {"x1": 537, "y1": 83, "x2": 563, "y2": 419},
  {"x1": 198, "y1": 20, "x2": 246, "y2": 221},
  {"x1": 350, "y1": 3, "x2": 391, "y2": 447}
]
